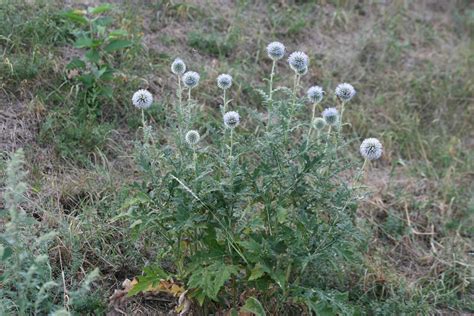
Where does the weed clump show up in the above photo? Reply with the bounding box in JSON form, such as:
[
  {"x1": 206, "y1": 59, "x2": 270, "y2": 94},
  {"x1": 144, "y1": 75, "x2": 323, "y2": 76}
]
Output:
[{"x1": 123, "y1": 39, "x2": 382, "y2": 314}]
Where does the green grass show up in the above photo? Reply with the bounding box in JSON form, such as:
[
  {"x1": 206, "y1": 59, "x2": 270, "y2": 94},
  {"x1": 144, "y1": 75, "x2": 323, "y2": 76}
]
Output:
[{"x1": 1, "y1": 0, "x2": 473, "y2": 314}]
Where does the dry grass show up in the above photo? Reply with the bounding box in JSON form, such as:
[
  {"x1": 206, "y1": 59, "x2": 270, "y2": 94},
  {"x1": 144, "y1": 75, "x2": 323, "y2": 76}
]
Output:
[{"x1": 1, "y1": 0, "x2": 473, "y2": 314}]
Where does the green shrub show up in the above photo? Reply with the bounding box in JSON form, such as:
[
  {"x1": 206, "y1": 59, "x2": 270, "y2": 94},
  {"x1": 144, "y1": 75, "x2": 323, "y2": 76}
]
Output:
[{"x1": 122, "y1": 46, "x2": 378, "y2": 314}]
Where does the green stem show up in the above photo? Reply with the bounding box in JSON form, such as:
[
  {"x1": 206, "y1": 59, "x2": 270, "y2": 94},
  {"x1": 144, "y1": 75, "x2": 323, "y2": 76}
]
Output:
[
  {"x1": 306, "y1": 102, "x2": 317, "y2": 150},
  {"x1": 339, "y1": 101, "x2": 345, "y2": 130},
  {"x1": 229, "y1": 128, "x2": 234, "y2": 160},
  {"x1": 286, "y1": 73, "x2": 299, "y2": 142},
  {"x1": 267, "y1": 60, "x2": 276, "y2": 130},
  {"x1": 192, "y1": 148, "x2": 197, "y2": 172},
  {"x1": 178, "y1": 75, "x2": 183, "y2": 130},
  {"x1": 353, "y1": 159, "x2": 368, "y2": 187},
  {"x1": 222, "y1": 89, "x2": 227, "y2": 116},
  {"x1": 141, "y1": 109, "x2": 146, "y2": 141}
]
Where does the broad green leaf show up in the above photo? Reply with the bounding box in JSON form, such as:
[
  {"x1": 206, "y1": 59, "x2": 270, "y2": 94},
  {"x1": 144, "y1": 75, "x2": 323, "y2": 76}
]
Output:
[
  {"x1": 241, "y1": 297, "x2": 266, "y2": 316},
  {"x1": 89, "y1": 4, "x2": 112, "y2": 14},
  {"x1": 187, "y1": 262, "x2": 238, "y2": 301},
  {"x1": 74, "y1": 37, "x2": 94, "y2": 48},
  {"x1": 0, "y1": 245, "x2": 13, "y2": 261},
  {"x1": 85, "y1": 49, "x2": 100, "y2": 63},
  {"x1": 249, "y1": 263, "x2": 265, "y2": 281},
  {"x1": 128, "y1": 266, "x2": 169, "y2": 296},
  {"x1": 104, "y1": 39, "x2": 133, "y2": 52},
  {"x1": 61, "y1": 10, "x2": 88, "y2": 24}
]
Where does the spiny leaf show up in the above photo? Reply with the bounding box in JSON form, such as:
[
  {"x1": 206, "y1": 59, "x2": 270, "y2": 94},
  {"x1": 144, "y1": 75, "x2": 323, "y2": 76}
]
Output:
[
  {"x1": 187, "y1": 262, "x2": 238, "y2": 301},
  {"x1": 241, "y1": 297, "x2": 266, "y2": 316}
]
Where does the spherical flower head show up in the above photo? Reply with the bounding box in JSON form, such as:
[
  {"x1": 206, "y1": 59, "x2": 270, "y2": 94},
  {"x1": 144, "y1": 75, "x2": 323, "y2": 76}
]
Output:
[
  {"x1": 171, "y1": 58, "x2": 186, "y2": 75},
  {"x1": 307, "y1": 86, "x2": 324, "y2": 103},
  {"x1": 360, "y1": 138, "x2": 383, "y2": 160},
  {"x1": 182, "y1": 71, "x2": 200, "y2": 89},
  {"x1": 335, "y1": 83, "x2": 356, "y2": 102},
  {"x1": 266, "y1": 41, "x2": 285, "y2": 60},
  {"x1": 132, "y1": 89, "x2": 153, "y2": 109},
  {"x1": 322, "y1": 107, "x2": 339, "y2": 126},
  {"x1": 223, "y1": 111, "x2": 240, "y2": 129},
  {"x1": 313, "y1": 117, "x2": 326, "y2": 130},
  {"x1": 185, "y1": 130, "x2": 200, "y2": 146},
  {"x1": 288, "y1": 51, "x2": 309, "y2": 72},
  {"x1": 217, "y1": 74, "x2": 232, "y2": 90}
]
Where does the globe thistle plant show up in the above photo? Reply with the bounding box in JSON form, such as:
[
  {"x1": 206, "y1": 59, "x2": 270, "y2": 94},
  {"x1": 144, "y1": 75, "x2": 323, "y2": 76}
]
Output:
[
  {"x1": 185, "y1": 130, "x2": 200, "y2": 146},
  {"x1": 266, "y1": 41, "x2": 286, "y2": 61},
  {"x1": 322, "y1": 107, "x2": 339, "y2": 126},
  {"x1": 223, "y1": 111, "x2": 240, "y2": 160},
  {"x1": 307, "y1": 86, "x2": 324, "y2": 104},
  {"x1": 217, "y1": 74, "x2": 232, "y2": 90},
  {"x1": 360, "y1": 138, "x2": 383, "y2": 161},
  {"x1": 218, "y1": 74, "x2": 233, "y2": 115},
  {"x1": 171, "y1": 58, "x2": 186, "y2": 76},
  {"x1": 266, "y1": 41, "x2": 285, "y2": 129},
  {"x1": 353, "y1": 138, "x2": 383, "y2": 185},
  {"x1": 182, "y1": 71, "x2": 200, "y2": 89},
  {"x1": 288, "y1": 51, "x2": 309, "y2": 73},
  {"x1": 223, "y1": 111, "x2": 240, "y2": 129},
  {"x1": 335, "y1": 83, "x2": 356, "y2": 129},
  {"x1": 132, "y1": 89, "x2": 153, "y2": 141},
  {"x1": 182, "y1": 71, "x2": 200, "y2": 102},
  {"x1": 132, "y1": 89, "x2": 153, "y2": 109},
  {"x1": 335, "y1": 83, "x2": 356, "y2": 102}
]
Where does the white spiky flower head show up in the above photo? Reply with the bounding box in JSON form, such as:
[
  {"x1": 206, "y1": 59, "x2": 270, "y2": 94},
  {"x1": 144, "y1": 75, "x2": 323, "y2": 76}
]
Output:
[
  {"x1": 307, "y1": 86, "x2": 324, "y2": 103},
  {"x1": 288, "y1": 51, "x2": 309, "y2": 72},
  {"x1": 266, "y1": 41, "x2": 286, "y2": 60},
  {"x1": 223, "y1": 111, "x2": 240, "y2": 129},
  {"x1": 182, "y1": 71, "x2": 200, "y2": 89},
  {"x1": 132, "y1": 89, "x2": 153, "y2": 109},
  {"x1": 185, "y1": 130, "x2": 200, "y2": 146},
  {"x1": 360, "y1": 138, "x2": 383, "y2": 160},
  {"x1": 171, "y1": 58, "x2": 186, "y2": 75},
  {"x1": 314, "y1": 117, "x2": 326, "y2": 130},
  {"x1": 322, "y1": 107, "x2": 339, "y2": 126},
  {"x1": 217, "y1": 74, "x2": 232, "y2": 90},
  {"x1": 335, "y1": 83, "x2": 356, "y2": 102}
]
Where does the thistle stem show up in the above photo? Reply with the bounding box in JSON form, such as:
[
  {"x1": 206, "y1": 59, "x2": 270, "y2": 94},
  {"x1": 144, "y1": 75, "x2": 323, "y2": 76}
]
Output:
[
  {"x1": 141, "y1": 109, "x2": 146, "y2": 141},
  {"x1": 177, "y1": 76, "x2": 183, "y2": 121},
  {"x1": 353, "y1": 159, "x2": 368, "y2": 187},
  {"x1": 286, "y1": 73, "x2": 299, "y2": 142},
  {"x1": 267, "y1": 60, "x2": 276, "y2": 130},
  {"x1": 339, "y1": 101, "x2": 346, "y2": 130},
  {"x1": 229, "y1": 128, "x2": 234, "y2": 160},
  {"x1": 306, "y1": 102, "x2": 317, "y2": 150},
  {"x1": 222, "y1": 89, "x2": 227, "y2": 116}
]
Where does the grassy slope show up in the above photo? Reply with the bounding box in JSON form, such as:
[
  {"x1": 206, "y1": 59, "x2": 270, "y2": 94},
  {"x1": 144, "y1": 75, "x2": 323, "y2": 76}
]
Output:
[{"x1": 1, "y1": 0, "x2": 473, "y2": 314}]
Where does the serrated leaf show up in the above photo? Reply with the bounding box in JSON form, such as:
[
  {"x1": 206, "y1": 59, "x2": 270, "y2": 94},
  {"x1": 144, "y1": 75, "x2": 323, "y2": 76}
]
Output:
[
  {"x1": 127, "y1": 266, "x2": 170, "y2": 296},
  {"x1": 104, "y1": 39, "x2": 132, "y2": 52},
  {"x1": 187, "y1": 262, "x2": 238, "y2": 301},
  {"x1": 241, "y1": 297, "x2": 266, "y2": 316}
]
